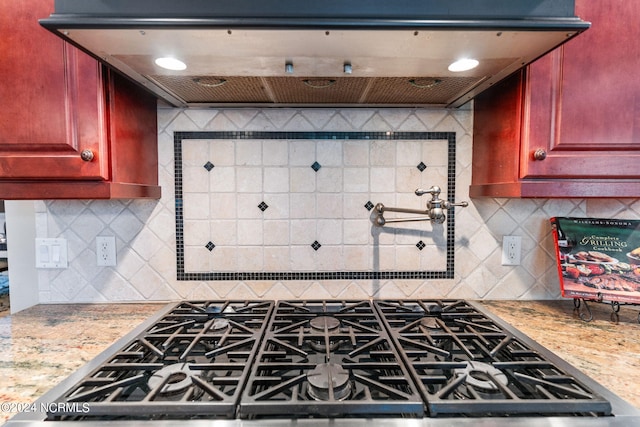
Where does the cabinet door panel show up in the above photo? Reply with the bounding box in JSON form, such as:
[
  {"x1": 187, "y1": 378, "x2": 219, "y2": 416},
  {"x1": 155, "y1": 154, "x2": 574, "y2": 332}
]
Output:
[
  {"x1": 522, "y1": 0, "x2": 640, "y2": 179},
  {"x1": 0, "y1": 0, "x2": 106, "y2": 180}
]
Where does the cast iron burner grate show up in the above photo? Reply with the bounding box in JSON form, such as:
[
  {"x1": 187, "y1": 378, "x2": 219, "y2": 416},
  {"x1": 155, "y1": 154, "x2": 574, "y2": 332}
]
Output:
[
  {"x1": 374, "y1": 299, "x2": 613, "y2": 417},
  {"x1": 46, "y1": 300, "x2": 273, "y2": 420},
  {"x1": 239, "y1": 300, "x2": 424, "y2": 419},
  {"x1": 37, "y1": 299, "x2": 625, "y2": 422}
]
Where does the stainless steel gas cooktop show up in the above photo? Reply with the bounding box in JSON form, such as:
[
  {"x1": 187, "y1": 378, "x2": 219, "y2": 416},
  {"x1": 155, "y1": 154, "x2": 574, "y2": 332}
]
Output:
[{"x1": 6, "y1": 300, "x2": 640, "y2": 426}]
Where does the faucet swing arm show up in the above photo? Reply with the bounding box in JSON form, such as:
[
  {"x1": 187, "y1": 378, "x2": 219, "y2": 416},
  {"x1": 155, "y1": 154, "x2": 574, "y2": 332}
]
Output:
[{"x1": 373, "y1": 186, "x2": 468, "y2": 226}]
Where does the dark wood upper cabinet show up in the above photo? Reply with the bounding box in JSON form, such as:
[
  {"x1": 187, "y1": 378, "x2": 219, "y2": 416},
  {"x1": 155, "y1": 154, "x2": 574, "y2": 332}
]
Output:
[
  {"x1": 0, "y1": 0, "x2": 160, "y2": 199},
  {"x1": 471, "y1": 0, "x2": 640, "y2": 198}
]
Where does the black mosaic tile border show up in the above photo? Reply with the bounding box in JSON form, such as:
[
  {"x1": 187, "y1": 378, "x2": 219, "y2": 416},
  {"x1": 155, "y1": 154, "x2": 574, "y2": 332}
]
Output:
[{"x1": 174, "y1": 131, "x2": 457, "y2": 281}]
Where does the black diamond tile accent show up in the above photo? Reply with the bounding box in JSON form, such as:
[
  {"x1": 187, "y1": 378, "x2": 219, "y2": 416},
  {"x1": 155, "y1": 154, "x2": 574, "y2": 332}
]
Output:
[
  {"x1": 416, "y1": 240, "x2": 426, "y2": 250},
  {"x1": 417, "y1": 162, "x2": 427, "y2": 172},
  {"x1": 204, "y1": 161, "x2": 215, "y2": 171},
  {"x1": 364, "y1": 201, "x2": 374, "y2": 211},
  {"x1": 311, "y1": 240, "x2": 322, "y2": 251},
  {"x1": 311, "y1": 161, "x2": 322, "y2": 172},
  {"x1": 205, "y1": 241, "x2": 216, "y2": 251},
  {"x1": 258, "y1": 201, "x2": 269, "y2": 212}
]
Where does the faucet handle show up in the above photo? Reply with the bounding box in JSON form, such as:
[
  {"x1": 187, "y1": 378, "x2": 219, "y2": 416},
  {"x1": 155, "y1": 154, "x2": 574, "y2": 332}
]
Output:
[
  {"x1": 445, "y1": 201, "x2": 469, "y2": 208},
  {"x1": 415, "y1": 186, "x2": 441, "y2": 197}
]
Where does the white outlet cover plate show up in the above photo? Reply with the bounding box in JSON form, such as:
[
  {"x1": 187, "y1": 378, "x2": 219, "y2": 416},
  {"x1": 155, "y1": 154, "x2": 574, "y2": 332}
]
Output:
[
  {"x1": 96, "y1": 236, "x2": 117, "y2": 266},
  {"x1": 501, "y1": 235, "x2": 522, "y2": 266}
]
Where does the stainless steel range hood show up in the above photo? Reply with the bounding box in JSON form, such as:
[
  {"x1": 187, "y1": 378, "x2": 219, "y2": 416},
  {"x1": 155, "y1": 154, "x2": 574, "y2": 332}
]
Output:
[{"x1": 40, "y1": 0, "x2": 589, "y2": 108}]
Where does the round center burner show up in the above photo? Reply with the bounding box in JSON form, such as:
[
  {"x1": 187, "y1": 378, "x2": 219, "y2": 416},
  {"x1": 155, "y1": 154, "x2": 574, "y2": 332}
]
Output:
[
  {"x1": 309, "y1": 316, "x2": 340, "y2": 331},
  {"x1": 453, "y1": 361, "x2": 508, "y2": 392},
  {"x1": 307, "y1": 362, "x2": 352, "y2": 401},
  {"x1": 210, "y1": 318, "x2": 230, "y2": 331},
  {"x1": 420, "y1": 317, "x2": 440, "y2": 330},
  {"x1": 308, "y1": 316, "x2": 342, "y2": 351},
  {"x1": 148, "y1": 363, "x2": 196, "y2": 395},
  {"x1": 204, "y1": 305, "x2": 235, "y2": 314}
]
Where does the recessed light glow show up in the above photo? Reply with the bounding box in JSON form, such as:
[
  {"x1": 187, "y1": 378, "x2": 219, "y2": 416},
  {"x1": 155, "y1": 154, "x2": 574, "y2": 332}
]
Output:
[
  {"x1": 448, "y1": 58, "x2": 479, "y2": 72},
  {"x1": 154, "y1": 57, "x2": 187, "y2": 71}
]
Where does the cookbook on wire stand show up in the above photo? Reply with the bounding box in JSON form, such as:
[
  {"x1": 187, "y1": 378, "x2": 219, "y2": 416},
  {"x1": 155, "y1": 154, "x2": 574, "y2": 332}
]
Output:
[{"x1": 551, "y1": 217, "x2": 640, "y2": 303}]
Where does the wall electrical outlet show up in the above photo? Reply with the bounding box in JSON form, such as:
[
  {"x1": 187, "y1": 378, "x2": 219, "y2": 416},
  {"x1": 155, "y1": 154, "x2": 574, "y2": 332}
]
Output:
[
  {"x1": 96, "y1": 236, "x2": 117, "y2": 266},
  {"x1": 501, "y1": 235, "x2": 522, "y2": 266}
]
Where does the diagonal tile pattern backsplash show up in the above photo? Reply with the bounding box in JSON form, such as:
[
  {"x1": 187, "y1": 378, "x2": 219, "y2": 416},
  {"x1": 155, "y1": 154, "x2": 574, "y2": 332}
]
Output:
[{"x1": 34, "y1": 107, "x2": 640, "y2": 303}]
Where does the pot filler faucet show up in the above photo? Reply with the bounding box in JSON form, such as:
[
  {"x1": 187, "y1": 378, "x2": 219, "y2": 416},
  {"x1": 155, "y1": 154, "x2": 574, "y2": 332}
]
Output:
[{"x1": 373, "y1": 186, "x2": 468, "y2": 226}]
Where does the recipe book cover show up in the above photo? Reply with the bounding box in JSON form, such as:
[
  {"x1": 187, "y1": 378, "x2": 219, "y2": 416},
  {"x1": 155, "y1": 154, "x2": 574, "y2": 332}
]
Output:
[{"x1": 551, "y1": 217, "x2": 640, "y2": 303}]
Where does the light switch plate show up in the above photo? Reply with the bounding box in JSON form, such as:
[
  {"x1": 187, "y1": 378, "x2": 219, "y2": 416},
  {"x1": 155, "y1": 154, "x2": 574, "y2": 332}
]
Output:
[{"x1": 35, "y1": 238, "x2": 68, "y2": 268}]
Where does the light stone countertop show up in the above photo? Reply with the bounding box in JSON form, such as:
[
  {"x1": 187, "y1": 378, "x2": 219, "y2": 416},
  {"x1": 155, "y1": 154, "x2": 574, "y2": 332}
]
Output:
[
  {"x1": 480, "y1": 299, "x2": 640, "y2": 411},
  {"x1": 1, "y1": 300, "x2": 639, "y2": 424}
]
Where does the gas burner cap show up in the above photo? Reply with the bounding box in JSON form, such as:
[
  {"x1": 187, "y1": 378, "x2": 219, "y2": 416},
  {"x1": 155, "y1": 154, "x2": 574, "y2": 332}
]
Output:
[
  {"x1": 210, "y1": 318, "x2": 230, "y2": 331},
  {"x1": 309, "y1": 316, "x2": 340, "y2": 331},
  {"x1": 308, "y1": 316, "x2": 342, "y2": 351},
  {"x1": 420, "y1": 317, "x2": 440, "y2": 329},
  {"x1": 148, "y1": 363, "x2": 196, "y2": 394},
  {"x1": 454, "y1": 361, "x2": 508, "y2": 391},
  {"x1": 307, "y1": 362, "x2": 352, "y2": 401},
  {"x1": 204, "y1": 305, "x2": 235, "y2": 314},
  {"x1": 425, "y1": 303, "x2": 442, "y2": 314}
]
